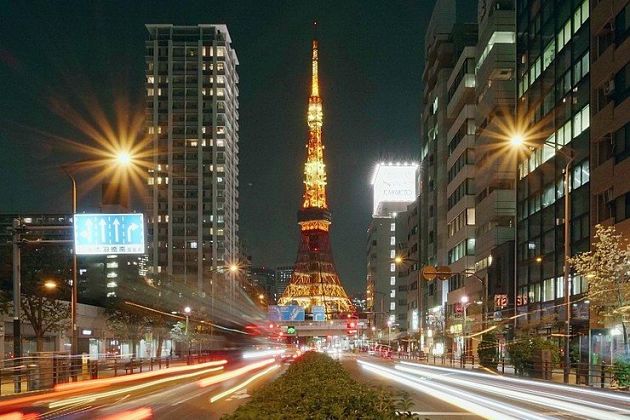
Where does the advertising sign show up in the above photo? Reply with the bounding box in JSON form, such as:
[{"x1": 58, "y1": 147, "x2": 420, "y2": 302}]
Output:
[
  {"x1": 268, "y1": 305, "x2": 306, "y2": 322},
  {"x1": 74, "y1": 213, "x2": 144, "y2": 255},
  {"x1": 312, "y1": 305, "x2": 326, "y2": 321},
  {"x1": 494, "y1": 294, "x2": 508, "y2": 309},
  {"x1": 371, "y1": 163, "x2": 418, "y2": 216}
]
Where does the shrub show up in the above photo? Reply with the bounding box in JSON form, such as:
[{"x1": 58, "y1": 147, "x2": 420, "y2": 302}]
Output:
[
  {"x1": 507, "y1": 336, "x2": 559, "y2": 376},
  {"x1": 477, "y1": 331, "x2": 498, "y2": 370},
  {"x1": 612, "y1": 353, "x2": 630, "y2": 389},
  {"x1": 224, "y1": 351, "x2": 397, "y2": 419}
]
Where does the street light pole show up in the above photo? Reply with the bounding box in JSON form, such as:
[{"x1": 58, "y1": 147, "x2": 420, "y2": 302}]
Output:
[{"x1": 62, "y1": 166, "x2": 78, "y2": 361}]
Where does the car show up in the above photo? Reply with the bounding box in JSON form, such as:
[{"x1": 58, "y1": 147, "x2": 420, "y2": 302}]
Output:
[{"x1": 281, "y1": 347, "x2": 301, "y2": 362}]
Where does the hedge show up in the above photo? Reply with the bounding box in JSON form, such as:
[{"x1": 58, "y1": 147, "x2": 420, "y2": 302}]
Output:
[{"x1": 224, "y1": 351, "x2": 398, "y2": 419}]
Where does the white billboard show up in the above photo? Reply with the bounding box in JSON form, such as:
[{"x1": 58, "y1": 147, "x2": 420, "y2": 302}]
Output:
[{"x1": 371, "y1": 163, "x2": 418, "y2": 216}]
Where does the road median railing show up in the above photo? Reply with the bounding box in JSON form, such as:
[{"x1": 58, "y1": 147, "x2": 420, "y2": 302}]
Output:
[{"x1": 0, "y1": 351, "x2": 226, "y2": 397}]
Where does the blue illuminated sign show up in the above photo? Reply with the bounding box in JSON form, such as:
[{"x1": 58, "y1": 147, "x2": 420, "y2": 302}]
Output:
[
  {"x1": 268, "y1": 305, "x2": 305, "y2": 322},
  {"x1": 312, "y1": 305, "x2": 326, "y2": 321},
  {"x1": 74, "y1": 213, "x2": 145, "y2": 255}
]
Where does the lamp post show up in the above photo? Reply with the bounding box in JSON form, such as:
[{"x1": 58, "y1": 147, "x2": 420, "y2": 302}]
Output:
[
  {"x1": 460, "y1": 296, "x2": 471, "y2": 358},
  {"x1": 387, "y1": 319, "x2": 392, "y2": 347},
  {"x1": 61, "y1": 151, "x2": 133, "y2": 359},
  {"x1": 510, "y1": 135, "x2": 575, "y2": 383},
  {"x1": 184, "y1": 306, "x2": 191, "y2": 335}
]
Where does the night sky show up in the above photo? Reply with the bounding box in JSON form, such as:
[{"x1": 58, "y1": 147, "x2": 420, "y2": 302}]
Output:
[{"x1": 0, "y1": 0, "x2": 456, "y2": 295}]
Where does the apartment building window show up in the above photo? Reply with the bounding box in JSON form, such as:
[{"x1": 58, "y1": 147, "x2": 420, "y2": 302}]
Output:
[
  {"x1": 390, "y1": 289, "x2": 396, "y2": 298},
  {"x1": 390, "y1": 236, "x2": 395, "y2": 245},
  {"x1": 572, "y1": 0, "x2": 589, "y2": 34},
  {"x1": 572, "y1": 105, "x2": 590, "y2": 138},
  {"x1": 390, "y1": 249, "x2": 395, "y2": 258},
  {"x1": 390, "y1": 302, "x2": 396, "y2": 311},
  {"x1": 447, "y1": 178, "x2": 475, "y2": 210},
  {"x1": 543, "y1": 278, "x2": 554, "y2": 301},
  {"x1": 614, "y1": 122, "x2": 630, "y2": 163},
  {"x1": 390, "y1": 276, "x2": 396, "y2": 286},
  {"x1": 390, "y1": 263, "x2": 396, "y2": 272}
]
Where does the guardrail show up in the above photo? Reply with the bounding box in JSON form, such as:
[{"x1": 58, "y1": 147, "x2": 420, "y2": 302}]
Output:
[{"x1": 0, "y1": 351, "x2": 230, "y2": 397}]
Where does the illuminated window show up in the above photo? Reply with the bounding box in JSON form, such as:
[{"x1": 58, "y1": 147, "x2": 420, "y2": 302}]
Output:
[
  {"x1": 466, "y1": 208, "x2": 475, "y2": 225},
  {"x1": 390, "y1": 236, "x2": 395, "y2": 245},
  {"x1": 543, "y1": 41, "x2": 555, "y2": 71},
  {"x1": 390, "y1": 289, "x2": 396, "y2": 298},
  {"x1": 106, "y1": 272, "x2": 118, "y2": 279},
  {"x1": 217, "y1": 127, "x2": 225, "y2": 135},
  {"x1": 147, "y1": 88, "x2": 154, "y2": 96},
  {"x1": 190, "y1": 241, "x2": 198, "y2": 249},
  {"x1": 217, "y1": 75, "x2": 225, "y2": 84},
  {"x1": 390, "y1": 302, "x2": 396, "y2": 311},
  {"x1": 390, "y1": 223, "x2": 396, "y2": 231},
  {"x1": 217, "y1": 89, "x2": 225, "y2": 97},
  {"x1": 390, "y1": 276, "x2": 396, "y2": 286},
  {"x1": 217, "y1": 47, "x2": 225, "y2": 57},
  {"x1": 217, "y1": 139, "x2": 225, "y2": 147},
  {"x1": 390, "y1": 263, "x2": 396, "y2": 272},
  {"x1": 476, "y1": 31, "x2": 515, "y2": 71},
  {"x1": 147, "y1": 76, "x2": 154, "y2": 84},
  {"x1": 390, "y1": 249, "x2": 395, "y2": 258},
  {"x1": 106, "y1": 262, "x2": 118, "y2": 269},
  {"x1": 573, "y1": 105, "x2": 590, "y2": 138},
  {"x1": 148, "y1": 177, "x2": 154, "y2": 185}
]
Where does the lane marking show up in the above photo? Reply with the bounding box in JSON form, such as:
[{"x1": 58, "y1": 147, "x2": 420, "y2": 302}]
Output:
[{"x1": 209, "y1": 364, "x2": 279, "y2": 403}]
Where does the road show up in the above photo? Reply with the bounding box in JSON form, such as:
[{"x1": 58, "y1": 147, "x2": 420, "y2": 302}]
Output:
[
  {"x1": 0, "y1": 357, "x2": 286, "y2": 419},
  {"x1": 344, "y1": 354, "x2": 630, "y2": 419}
]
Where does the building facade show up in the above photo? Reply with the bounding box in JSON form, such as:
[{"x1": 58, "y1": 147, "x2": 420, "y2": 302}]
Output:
[
  {"x1": 419, "y1": 0, "x2": 478, "y2": 355},
  {"x1": 145, "y1": 24, "x2": 240, "y2": 294},
  {"x1": 515, "y1": 0, "x2": 591, "y2": 349}
]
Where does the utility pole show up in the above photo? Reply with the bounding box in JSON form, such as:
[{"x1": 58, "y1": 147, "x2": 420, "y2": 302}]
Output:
[{"x1": 11, "y1": 218, "x2": 22, "y2": 393}]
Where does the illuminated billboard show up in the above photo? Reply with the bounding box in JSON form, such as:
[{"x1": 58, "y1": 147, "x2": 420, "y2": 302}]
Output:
[
  {"x1": 371, "y1": 163, "x2": 418, "y2": 216},
  {"x1": 74, "y1": 213, "x2": 145, "y2": 255}
]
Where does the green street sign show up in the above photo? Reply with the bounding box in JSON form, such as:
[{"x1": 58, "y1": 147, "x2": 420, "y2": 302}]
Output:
[{"x1": 286, "y1": 326, "x2": 296, "y2": 335}]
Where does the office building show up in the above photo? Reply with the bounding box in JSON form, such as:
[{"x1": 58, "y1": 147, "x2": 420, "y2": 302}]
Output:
[
  {"x1": 274, "y1": 265, "x2": 293, "y2": 303},
  {"x1": 515, "y1": 0, "x2": 591, "y2": 346},
  {"x1": 145, "y1": 24, "x2": 240, "y2": 294}
]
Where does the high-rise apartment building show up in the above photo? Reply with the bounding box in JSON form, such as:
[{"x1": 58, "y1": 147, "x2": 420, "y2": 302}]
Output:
[
  {"x1": 145, "y1": 25, "x2": 240, "y2": 294},
  {"x1": 473, "y1": 0, "x2": 517, "y2": 338},
  {"x1": 419, "y1": 0, "x2": 478, "y2": 354},
  {"x1": 366, "y1": 163, "x2": 418, "y2": 330},
  {"x1": 515, "y1": 0, "x2": 591, "y2": 344}
]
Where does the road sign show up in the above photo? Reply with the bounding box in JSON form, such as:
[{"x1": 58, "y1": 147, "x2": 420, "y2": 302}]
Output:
[
  {"x1": 268, "y1": 305, "x2": 306, "y2": 321},
  {"x1": 421, "y1": 266, "x2": 437, "y2": 280},
  {"x1": 312, "y1": 305, "x2": 326, "y2": 321},
  {"x1": 74, "y1": 213, "x2": 145, "y2": 255},
  {"x1": 286, "y1": 326, "x2": 296, "y2": 335},
  {"x1": 436, "y1": 266, "x2": 452, "y2": 280}
]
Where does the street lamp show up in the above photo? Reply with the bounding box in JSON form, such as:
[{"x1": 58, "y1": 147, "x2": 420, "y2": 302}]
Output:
[
  {"x1": 43, "y1": 280, "x2": 58, "y2": 290},
  {"x1": 510, "y1": 133, "x2": 575, "y2": 383},
  {"x1": 61, "y1": 150, "x2": 134, "y2": 359},
  {"x1": 183, "y1": 306, "x2": 192, "y2": 335}
]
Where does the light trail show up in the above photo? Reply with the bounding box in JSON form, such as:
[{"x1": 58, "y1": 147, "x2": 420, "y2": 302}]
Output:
[
  {"x1": 358, "y1": 360, "x2": 546, "y2": 420},
  {"x1": 0, "y1": 413, "x2": 39, "y2": 420},
  {"x1": 242, "y1": 349, "x2": 284, "y2": 359},
  {"x1": 209, "y1": 364, "x2": 279, "y2": 403},
  {"x1": 399, "y1": 361, "x2": 630, "y2": 404},
  {"x1": 198, "y1": 358, "x2": 275, "y2": 387},
  {"x1": 99, "y1": 407, "x2": 152, "y2": 420},
  {"x1": 48, "y1": 366, "x2": 224, "y2": 409},
  {"x1": 54, "y1": 359, "x2": 227, "y2": 392},
  {"x1": 395, "y1": 364, "x2": 628, "y2": 420}
]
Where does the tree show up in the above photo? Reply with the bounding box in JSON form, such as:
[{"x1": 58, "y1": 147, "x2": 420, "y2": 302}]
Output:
[
  {"x1": 106, "y1": 308, "x2": 151, "y2": 357},
  {"x1": 170, "y1": 321, "x2": 198, "y2": 349},
  {"x1": 569, "y1": 224, "x2": 630, "y2": 353},
  {"x1": 19, "y1": 246, "x2": 72, "y2": 352}
]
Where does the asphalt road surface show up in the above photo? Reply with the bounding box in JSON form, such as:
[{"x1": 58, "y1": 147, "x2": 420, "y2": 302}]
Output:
[
  {"x1": 0, "y1": 358, "x2": 286, "y2": 419},
  {"x1": 344, "y1": 354, "x2": 630, "y2": 419}
]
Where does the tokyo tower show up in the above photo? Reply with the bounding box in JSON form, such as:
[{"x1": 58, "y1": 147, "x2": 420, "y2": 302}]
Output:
[{"x1": 278, "y1": 31, "x2": 354, "y2": 318}]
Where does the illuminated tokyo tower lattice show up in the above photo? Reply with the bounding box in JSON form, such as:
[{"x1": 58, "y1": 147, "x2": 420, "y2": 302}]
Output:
[{"x1": 278, "y1": 30, "x2": 354, "y2": 318}]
